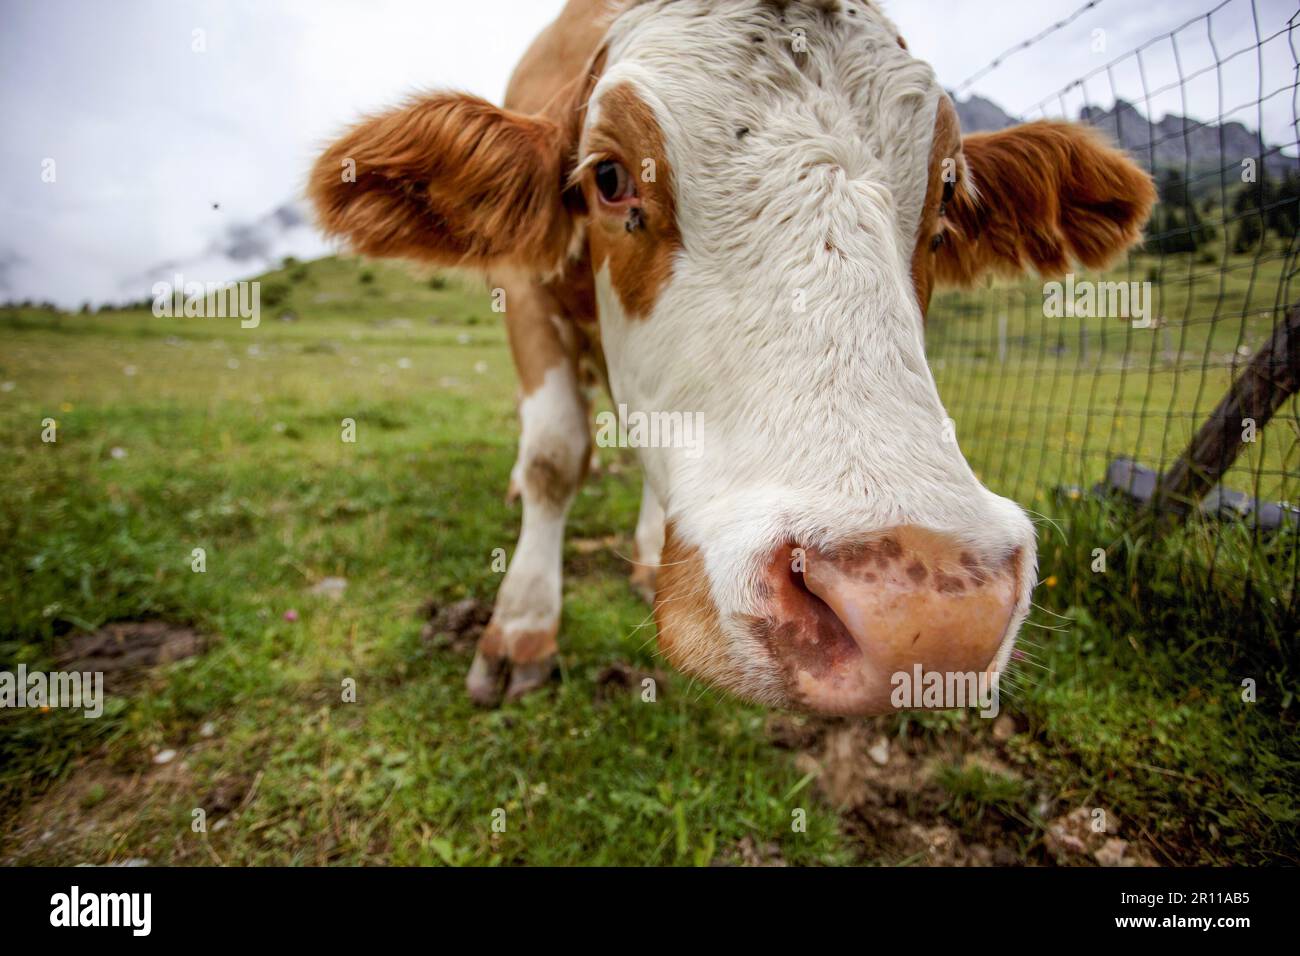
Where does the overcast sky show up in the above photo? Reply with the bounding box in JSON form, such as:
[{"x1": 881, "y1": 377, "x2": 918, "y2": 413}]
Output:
[{"x1": 1, "y1": 0, "x2": 1296, "y2": 306}]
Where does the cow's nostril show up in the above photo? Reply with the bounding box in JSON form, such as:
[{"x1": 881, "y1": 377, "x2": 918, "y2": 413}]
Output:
[
  {"x1": 788, "y1": 556, "x2": 810, "y2": 595},
  {"x1": 756, "y1": 526, "x2": 1026, "y2": 715},
  {"x1": 751, "y1": 545, "x2": 863, "y2": 682},
  {"x1": 786, "y1": 557, "x2": 843, "y2": 634}
]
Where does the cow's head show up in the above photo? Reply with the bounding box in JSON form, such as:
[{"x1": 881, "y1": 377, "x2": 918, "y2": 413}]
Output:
[{"x1": 310, "y1": 0, "x2": 1155, "y2": 714}]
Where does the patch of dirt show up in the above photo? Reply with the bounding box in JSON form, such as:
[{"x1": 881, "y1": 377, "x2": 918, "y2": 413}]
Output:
[
  {"x1": 419, "y1": 597, "x2": 491, "y2": 654},
  {"x1": 202, "y1": 774, "x2": 254, "y2": 820},
  {"x1": 593, "y1": 661, "x2": 670, "y2": 702},
  {"x1": 1, "y1": 745, "x2": 204, "y2": 865},
  {"x1": 1, "y1": 730, "x2": 261, "y2": 867},
  {"x1": 793, "y1": 721, "x2": 1013, "y2": 865},
  {"x1": 778, "y1": 716, "x2": 1158, "y2": 867},
  {"x1": 764, "y1": 713, "x2": 823, "y2": 751},
  {"x1": 1043, "y1": 806, "x2": 1157, "y2": 867},
  {"x1": 56, "y1": 621, "x2": 207, "y2": 693},
  {"x1": 716, "y1": 835, "x2": 789, "y2": 867}
]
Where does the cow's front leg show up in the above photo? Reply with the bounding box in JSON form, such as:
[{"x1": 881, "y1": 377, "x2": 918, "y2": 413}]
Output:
[
  {"x1": 629, "y1": 479, "x2": 665, "y2": 603},
  {"x1": 467, "y1": 360, "x2": 589, "y2": 706}
]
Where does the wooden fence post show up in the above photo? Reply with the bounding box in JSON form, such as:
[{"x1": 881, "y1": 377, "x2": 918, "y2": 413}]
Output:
[{"x1": 1150, "y1": 305, "x2": 1300, "y2": 517}]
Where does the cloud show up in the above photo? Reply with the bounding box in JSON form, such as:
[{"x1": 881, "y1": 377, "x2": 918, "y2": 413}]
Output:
[{"x1": 0, "y1": 0, "x2": 561, "y2": 306}]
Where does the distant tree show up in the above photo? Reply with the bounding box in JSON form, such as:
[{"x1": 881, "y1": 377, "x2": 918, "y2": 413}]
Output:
[
  {"x1": 281, "y1": 255, "x2": 308, "y2": 283},
  {"x1": 1232, "y1": 213, "x2": 1262, "y2": 254},
  {"x1": 1265, "y1": 171, "x2": 1299, "y2": 241},
  {"x1": 1231, "y1": 174, "x2": 1271, "y2": 254},
  {"x1": 1146, "y1": 169, "x2": 1213, "y2": 254},
  {"x1": 261, "y1": 281, "x2": 290, "y2": 309},
  {"x1": 1160, "y1": 167, "x2": 1193, "y2": 207}
]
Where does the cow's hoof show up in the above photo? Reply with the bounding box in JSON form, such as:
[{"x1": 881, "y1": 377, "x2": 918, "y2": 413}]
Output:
[
  {"x1": 505, "y1": 656, "x2": 559, "y2": 701},
  {"x1": 466, "y1": 650, "x2": 558, "y2": 706},
  {"x1": 629, "y1": 566, "x2": 657, "y2": 605},
  {"x1": 466, "y1": 650, "x2": 508, "y2": 707}
]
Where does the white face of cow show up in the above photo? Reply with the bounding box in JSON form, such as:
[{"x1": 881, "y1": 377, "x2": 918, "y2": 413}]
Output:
[
  {"x1": 309, "y1": 0, "x2": 1155, "y2": 714},
  {"x1": 579, "y1": 0, "x2": 1036, "y2": 711}
]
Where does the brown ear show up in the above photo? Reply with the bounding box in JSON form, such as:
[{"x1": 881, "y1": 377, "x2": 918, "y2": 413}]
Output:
[
  {"x1": 936, "y1": 120, "x2": 1156, "y2": 286},
  {"x1": 308, "y1": 93, "x2": 576, "y2": 271}
]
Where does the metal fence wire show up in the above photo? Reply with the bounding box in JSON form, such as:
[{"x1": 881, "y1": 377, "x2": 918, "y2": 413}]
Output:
[{"x1": 927, "y1": 0, "x2": 1300, "y2": 647}]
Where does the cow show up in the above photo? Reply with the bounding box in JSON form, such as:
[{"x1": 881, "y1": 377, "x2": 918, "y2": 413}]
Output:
[{"x1": 309, "y1": 0, "x2": 1155, "y2": 713}]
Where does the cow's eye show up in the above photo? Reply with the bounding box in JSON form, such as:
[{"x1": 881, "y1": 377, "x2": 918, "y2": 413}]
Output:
[
  {"x1": 931, "y1": 232, "x2": 945, "y2": 252},
  {"x1": 595, "y1": 159, "x2": 635, "y2": 205}
]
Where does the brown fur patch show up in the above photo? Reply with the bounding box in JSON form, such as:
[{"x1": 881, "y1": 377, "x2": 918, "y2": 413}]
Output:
[
  {"x1": 309, "y1": 95, "x2": 577, "y2": 272},
  {"x1": 504, "y1": 0, "x2": 615, "y2": 115},
  {"x1": 526, "y1": 452, "x2": 580, "y2": 509},
  {"x1": 498, "y1": 19, "x2": 610, "y2": 397},
  {"x1": 477, "y1": 622, "x2": 509, "y2": 659},
  {"x1": 654, "y1": 523, "x2": 736, "y2": 689},
  {"x1": 936, "y1": 120, "x2": 1156, "y2": 286},
  {"x1": 510, "y1": 627, "x2": 560, "y2": 664},
  {"x1": 582, "y1": 83, "x2": 682, "y2": 320},
  {"x1": 497, "y1": 258, "x2": 599, "y2": 396},
  {"x1": 477, "y1": 622, "x2": 559, "y2": 665}
]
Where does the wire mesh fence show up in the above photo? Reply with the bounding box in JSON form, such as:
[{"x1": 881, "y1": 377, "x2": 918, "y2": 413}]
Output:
[{"x1": 929, "y1": 0, "x2": 1299, "y2": 649}]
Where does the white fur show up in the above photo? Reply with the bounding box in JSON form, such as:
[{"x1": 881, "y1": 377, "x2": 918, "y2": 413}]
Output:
[
  {"x1": 588, "y1": 0, "x2": 1037, "y2": 684},
  {"x1": 494, "y1": 362, "x2": 589, "y2": 645},
  {"x1": 633, "y1": 478, "x2": 666, "y2": 570}
]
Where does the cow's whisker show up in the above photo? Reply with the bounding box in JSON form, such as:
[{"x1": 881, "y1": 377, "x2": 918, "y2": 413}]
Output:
[{"x1": 1022, "y1": 509, "x2": 1068, "y2": 543}]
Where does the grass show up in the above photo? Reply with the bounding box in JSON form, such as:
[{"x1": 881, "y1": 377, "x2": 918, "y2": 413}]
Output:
[
  {"x1": 929, "y1": 247, "x2": 1298, "y2": 504},
  {"x1": 0, "y1": 250, "x2": 1296, "y2": 865}
]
